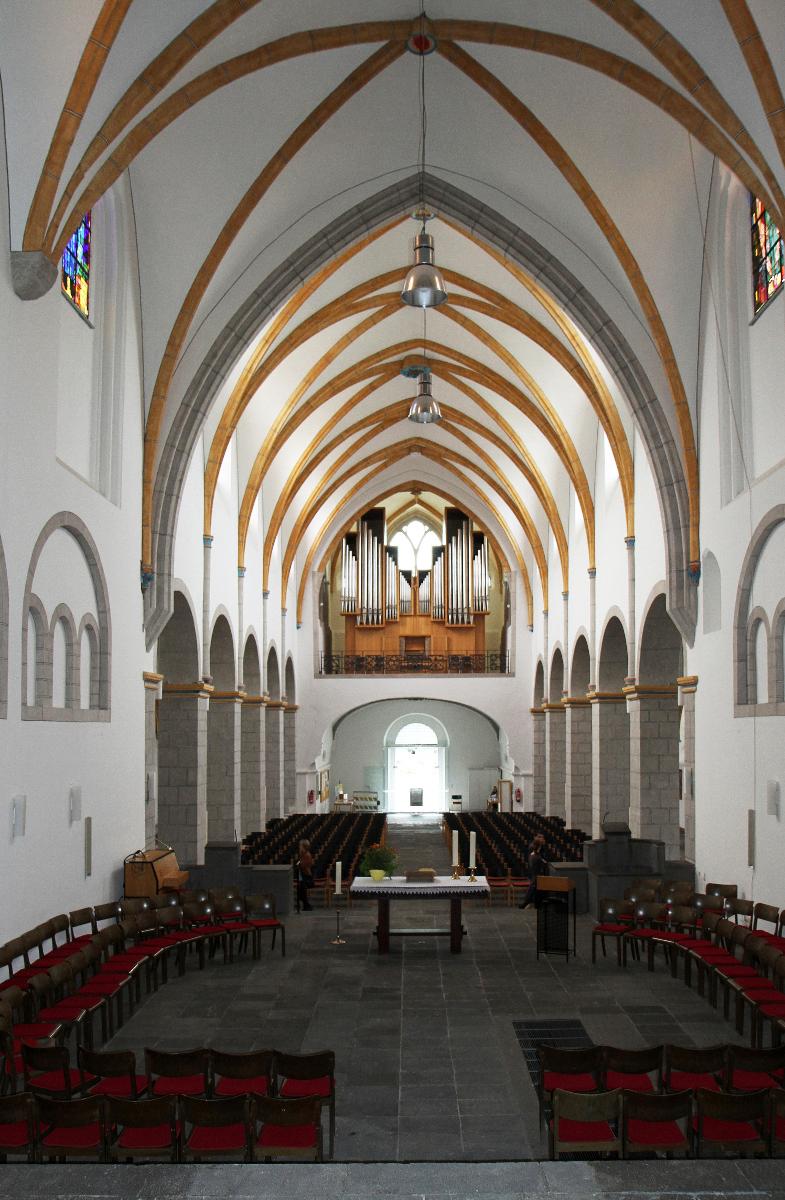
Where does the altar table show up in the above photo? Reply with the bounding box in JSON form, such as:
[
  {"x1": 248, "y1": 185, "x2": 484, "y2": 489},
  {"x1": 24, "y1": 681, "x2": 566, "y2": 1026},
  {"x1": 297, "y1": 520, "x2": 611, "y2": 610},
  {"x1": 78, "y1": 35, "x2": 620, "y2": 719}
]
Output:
[{"x1": 349, "y1": 875, "x2": 490, "y2": 954}]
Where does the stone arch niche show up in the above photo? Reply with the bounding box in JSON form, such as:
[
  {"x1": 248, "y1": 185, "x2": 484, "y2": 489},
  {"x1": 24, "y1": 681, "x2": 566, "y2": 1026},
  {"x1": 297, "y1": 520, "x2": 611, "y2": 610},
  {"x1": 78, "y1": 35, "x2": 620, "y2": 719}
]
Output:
[
  {"x1": 283, "y1": 657, "x2": 297, "y2": 815},
  {"x1": 734, "y1": 506, "x2": 785, "y2": 716},
  {"x1": 629, "y1": 591, "x2": 685, "y2": 859},
  {"x1": 207, "y1": 614, "x2": 240, "y2": 846},
  {"x1": 240, "y1": 633, "x2": 265, "y2": 835},
  {"x1": 531, "y1": 658, "x2": 546, "y2": 815},
  {"x1": 265, "y1": 645, "x2": 283, "y2": 819},
  {"x1": 21, "y1": 512, "x2": 111, "y2": 722},
  {"x1": 144, "y1": 175, "x2": 695, "y2": 651},
  {"x1": 592, "y1": 614, "x2": 630, "y2": 838},
  {"x1": 545, "y1": 647, "x2": 566, "y2": 819},
  {"x1": 565, "y1": 634, "x2": 592, "y2": 833},
  {"x1": 156, "y1": 589, "x2": 207, "y2": 865},
  {"x1": 0, "y1": 533, "x2": 8, "y2": 719}
]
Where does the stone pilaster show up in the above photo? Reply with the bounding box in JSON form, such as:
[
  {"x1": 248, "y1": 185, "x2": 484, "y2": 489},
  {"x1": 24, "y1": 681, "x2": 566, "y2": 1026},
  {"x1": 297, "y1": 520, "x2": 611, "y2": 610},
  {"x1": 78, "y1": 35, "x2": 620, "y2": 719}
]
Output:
[
  {"x1": 588, "y1": 568, "x2": 597, "y2": 690},
  {"x1": 265, "y1": 700, "x2": 284, "y2": 819},
  {"x1": 241, "y1": 695, "x2": 266, "y2": 835},
  {"x1": 143, "y1": 672, "x2": 163, "y2": 847},
  {"x1": 531, "y1": 707, "x2": 546, "y2": 815},
  {"x1": 564, "y1": 697, "x2": 592, "y2": 832},
  {"x1": 157, "y1": 683, "x2": 211, "y2": 865},
  {"x1": 590, "y1": 692, "x2": 630, "y2": 838},
  {"x1": 202, "y1": 536, "x2": 213, "y2": 681},
  {"x1": 625, "y1": 537, "x2": 636, "y2": 682},
  {"x1": 545, "y1": 703, "x2": 566, "y2": 818},
  {"x1": 627, "y1": 685, "x2": 681, "y2": 859},
  {"x1": 284, "y1": 703, "x2": 298, "y2": 814},
  {"x1": 207, "y1": 692, "x2": 242, "y2": 843},
  {"x1": 678, "y1": 676, "x2": 698, "y2": 863}
]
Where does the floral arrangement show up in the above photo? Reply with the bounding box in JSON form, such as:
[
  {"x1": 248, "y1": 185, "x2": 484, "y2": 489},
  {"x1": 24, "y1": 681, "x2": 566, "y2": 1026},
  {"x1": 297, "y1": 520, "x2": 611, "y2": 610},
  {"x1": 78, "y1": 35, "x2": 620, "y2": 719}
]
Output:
[{"x1": 360, "y1": 842, "x2": 398, "y2": 876}]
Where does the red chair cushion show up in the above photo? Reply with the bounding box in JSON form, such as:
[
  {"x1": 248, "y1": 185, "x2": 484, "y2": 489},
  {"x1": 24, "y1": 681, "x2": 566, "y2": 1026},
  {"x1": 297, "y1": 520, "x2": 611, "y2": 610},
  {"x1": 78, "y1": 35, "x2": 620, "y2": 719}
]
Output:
[
  {"x1": 42, "y1": 1122, "x2": 102, "y2": 1149},
  {"x1": 89, "y1": 1074, "x2": 149, "y2": 1098},
  {"x1": 117, "y1": 1122, "x2": 175, "y2": 1150},
  {"x1": 257, "y1": 1122, "x2": 317, "y2": 1149},
  {"x1": 77, "y1": 980, "x2": 125, "y2": 996},
  {"x1": 248, "y1": 919, "x2": 280, "y2": 928},
  {"x1": 729, "y1": 1069, "x2": 781, "y2": 1091},
  {"x1": 28, "y1": 1067, "x2": 83, "y2": 1092},
  {"x1": 215, "y1": 1075, "x2": 269, "y2": 1096},
  {"x1": 593, "y1": 924, "x2": 626, "y2": 934},
  {"x1": 11, "y1": 1022, "x2": 60, "y2": 1039},
  {"x1": 695, "y1": 1115, "x2": 761, "y2": 1142},
  {"x1": 187, "y1": 1122, "x2": 247, "y2": 1151},
  {"x1": 626, "y1": 1117, "x2": 686, "y2": 1147},
  {"x1": 0, "y1": 1120, "x2": 31, "y2": 1148},
  {"x1": 152, "y1": 1074, "x2": 205, "y2": 1096},
  {"x1": 605, "y1": 1070, "x2": 654, "y2": 1093},
  {"x1": 668, "y1": 1071, "x2": 720, "y2": 1092},
  {"x1": 279, "y1": 1076, "x2": 332, "y2": 1098},
  {"x1": 543, "y1": 1071, "x2": 596, "y2": 1094},
  {"x1": 555, "y1": 1117, "x2": 616, "y2": 1143}
]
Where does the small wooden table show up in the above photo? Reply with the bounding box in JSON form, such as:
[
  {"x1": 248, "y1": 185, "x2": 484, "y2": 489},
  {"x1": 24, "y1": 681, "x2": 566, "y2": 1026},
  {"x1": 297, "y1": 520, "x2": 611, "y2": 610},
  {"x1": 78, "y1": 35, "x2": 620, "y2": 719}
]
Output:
[
  {"x1": 535, "y1": 875, "x2": 577, "y2": 961},
  {"x1": 350, "y1": 876, "x2": 490, "y2": 954}
]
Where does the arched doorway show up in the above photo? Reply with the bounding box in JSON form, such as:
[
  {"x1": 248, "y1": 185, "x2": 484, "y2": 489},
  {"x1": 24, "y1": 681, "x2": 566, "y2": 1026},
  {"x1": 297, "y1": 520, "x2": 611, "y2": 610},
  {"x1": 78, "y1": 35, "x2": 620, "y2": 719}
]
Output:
[
  {"x1": 385, "y1": 718, "x2": 447, "y2": 813},
  {"x1": 265, "y1": 646, "x2": 282, "y2": 818}
]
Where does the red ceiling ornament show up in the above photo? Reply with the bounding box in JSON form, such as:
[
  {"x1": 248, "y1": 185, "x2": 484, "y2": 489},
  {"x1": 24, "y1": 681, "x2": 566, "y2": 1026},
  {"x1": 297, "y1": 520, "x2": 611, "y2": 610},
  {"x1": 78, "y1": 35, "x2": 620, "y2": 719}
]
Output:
[{"x1": 406, "y1": 30, "x2": 437, "y2": 56}]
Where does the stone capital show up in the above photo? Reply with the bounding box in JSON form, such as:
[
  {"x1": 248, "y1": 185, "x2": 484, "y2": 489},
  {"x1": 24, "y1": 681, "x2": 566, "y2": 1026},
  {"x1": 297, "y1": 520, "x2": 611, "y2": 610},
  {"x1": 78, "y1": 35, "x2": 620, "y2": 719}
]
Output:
[{"x1": 10, "y1": 250, "x2": 58, "y2": 300}]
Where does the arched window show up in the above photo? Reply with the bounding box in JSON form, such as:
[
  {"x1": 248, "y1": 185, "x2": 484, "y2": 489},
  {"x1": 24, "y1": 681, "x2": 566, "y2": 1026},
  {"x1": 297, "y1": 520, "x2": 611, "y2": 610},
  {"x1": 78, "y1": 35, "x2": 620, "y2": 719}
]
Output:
[
  {"x1": 751, "y1": 196, "x2": 783, "y2": 315},
  {"x1": 394, "y1": 721, "x2": 438, "y2": 745},
  {"x1": 61, "y1": 212, "x2": 91, "y2": 319},
  {"x1": 389, "y1": 519, "x2": 441, "y2": 572}
]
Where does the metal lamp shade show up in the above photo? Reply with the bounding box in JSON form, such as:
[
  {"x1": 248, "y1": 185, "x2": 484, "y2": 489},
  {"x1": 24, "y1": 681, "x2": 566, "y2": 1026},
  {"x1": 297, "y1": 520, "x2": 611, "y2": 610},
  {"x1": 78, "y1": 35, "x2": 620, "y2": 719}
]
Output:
[
  {"x1": 401, "y1": 231, "x2": 448, "y2": 308},
  {"x1": 407, "y1": 377, "x2": 442, "y2": 424}
]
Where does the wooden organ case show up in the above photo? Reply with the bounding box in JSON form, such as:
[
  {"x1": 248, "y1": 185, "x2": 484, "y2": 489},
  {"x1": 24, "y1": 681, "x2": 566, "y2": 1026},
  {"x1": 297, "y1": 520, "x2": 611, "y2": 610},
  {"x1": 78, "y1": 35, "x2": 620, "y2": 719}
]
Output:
[{"x1": 340, "y1": 507, "x2": 490, "y2": 659}]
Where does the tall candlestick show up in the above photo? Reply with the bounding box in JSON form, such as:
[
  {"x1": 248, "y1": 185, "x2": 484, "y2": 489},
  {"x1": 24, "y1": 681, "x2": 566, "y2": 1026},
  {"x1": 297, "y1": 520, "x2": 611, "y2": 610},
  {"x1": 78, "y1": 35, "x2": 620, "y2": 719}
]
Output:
[
  {"x1": 334, "y1": 860, "x2": 342, "y2": 895},
  {"x1": 469, "y1": 832, "x2": 476, "y2": 870},
  {"x1": 452, "y1": 830, "x2": 459, "y2": 867}
]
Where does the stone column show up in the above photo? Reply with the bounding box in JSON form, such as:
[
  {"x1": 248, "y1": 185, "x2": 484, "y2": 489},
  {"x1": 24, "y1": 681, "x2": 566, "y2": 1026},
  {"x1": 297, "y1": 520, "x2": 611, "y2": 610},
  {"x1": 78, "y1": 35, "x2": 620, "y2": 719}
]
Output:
[
  {"x1": 207, "y1": 692, "x2": 242, "y2": 844},
  {"x1": 625, "y1": 537, "x2": 636, "y2": 682},
  {"x1": 590, "y1": 692, "x2": 630, "y2": 838},
  {"x1": 283, "y1": 703, "x2": 298, "y2": 814},
  {"x1": 588, "y1": 568, "x2": 597, "y2": 689},
  {"x1": 240, "y1": 694, "x2": 266, "y2": 835},
  {"x1": 564, "y1": 697, "x2": 592, "y2": 832},
  {"x1": 545, "y1": 703, "x2": 566, "y2": 818},
  {"x1": 531, "y1": 707, "x2": 546, "y2": 814},
  {"x1": 627, "y1": 685, "x2": 681, "y2": 859},
  {"x1": 678, "y1": 676, "x2": 698, "y2": 863},
  {"x1": 237, "y1": 567, "x2": 246, "y2": 689},
  {"x1": 143, "y1": 672, "x2": 163, "y2": 847},
  {"x1": 157, "y1": 683, "x2": 211, "y2": 865},
  {"x1": 202, "y1": 536, "x2": 213, "y2": 681},
  {"x1": 265, "y1": 700, "x2": 284, "y2": 819}
]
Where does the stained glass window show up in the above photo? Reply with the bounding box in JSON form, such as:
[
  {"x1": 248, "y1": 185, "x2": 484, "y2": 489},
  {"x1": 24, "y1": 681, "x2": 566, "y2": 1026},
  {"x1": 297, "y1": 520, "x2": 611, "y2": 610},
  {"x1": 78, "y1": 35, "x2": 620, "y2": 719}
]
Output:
[
  {"x1": 751, "y1": 196, "x2": 783, "y2": 314},
  {"x1": 61, "y1": 211, "x2": 91, "y2": 319}
]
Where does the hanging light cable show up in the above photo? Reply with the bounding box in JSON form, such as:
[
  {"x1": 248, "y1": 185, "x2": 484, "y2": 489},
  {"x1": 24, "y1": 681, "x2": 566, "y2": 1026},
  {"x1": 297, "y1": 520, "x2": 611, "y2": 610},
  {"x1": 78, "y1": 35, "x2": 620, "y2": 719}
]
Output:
[
  {"x1": 408, "y1": 307, "x2": 442, "y2": 424},
  {"x1": 401, "y1": 13, "x2": 448, "y2": 309}
]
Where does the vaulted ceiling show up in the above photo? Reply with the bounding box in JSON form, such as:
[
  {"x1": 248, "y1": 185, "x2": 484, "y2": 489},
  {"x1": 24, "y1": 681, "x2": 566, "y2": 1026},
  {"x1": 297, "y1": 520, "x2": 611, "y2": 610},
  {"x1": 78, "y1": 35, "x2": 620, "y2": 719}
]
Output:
[{"x1": 4, "y1": 1, "x2": 784, "y2": 641}]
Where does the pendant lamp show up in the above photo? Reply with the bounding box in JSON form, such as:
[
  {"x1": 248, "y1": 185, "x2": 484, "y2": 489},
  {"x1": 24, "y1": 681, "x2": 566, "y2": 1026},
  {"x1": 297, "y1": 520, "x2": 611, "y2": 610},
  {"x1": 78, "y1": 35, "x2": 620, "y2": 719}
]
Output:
[{"x1": 408, "y1": 373, "x2": 442, "y2": 424}]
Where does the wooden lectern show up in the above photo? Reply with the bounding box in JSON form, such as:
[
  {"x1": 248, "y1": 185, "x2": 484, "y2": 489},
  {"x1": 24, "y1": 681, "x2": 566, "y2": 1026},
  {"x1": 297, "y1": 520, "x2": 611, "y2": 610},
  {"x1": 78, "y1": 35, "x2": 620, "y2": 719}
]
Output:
[
  {"x1": 123, "y1": 848, "x2": 189, "y2": 898},
  {"x1": 535, "y1": 876, "x2": 576, "y2": 961}
]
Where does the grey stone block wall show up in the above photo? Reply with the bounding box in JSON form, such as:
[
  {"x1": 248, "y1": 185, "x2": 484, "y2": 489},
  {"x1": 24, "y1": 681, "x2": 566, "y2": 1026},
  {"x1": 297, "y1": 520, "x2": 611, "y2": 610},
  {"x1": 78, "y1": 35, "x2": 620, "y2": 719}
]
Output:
[
  {"x1": 157, "y1": 690, "x2": 208, "y2": 865},
  {"x1": 265, "y1": 704, "x2": 283, "y2": 819},
  {"x1": 628, "y1": 691, "x2": 682, "y2": 859},
  {"x1": 283, "y1": 707, "x2": 297, "y2": 814},
  {"x1": 531, "y1": 709, "x2": 545, "y2": 815},
  {"x1": 545, "y1": 706, "x2": 566, "y2": 818},
  {"x1": 207, "y1": 697, "x2": 241, "y2": 843},
  {"x1": 240, "y1": 699, "x2": 265, "y2": 836},
  {"x1": 591, "y1": 697, "x2": 630, "y2": 838},
  {"x1": 565, "y1": 701, "x2": 592, "y2": 832}
]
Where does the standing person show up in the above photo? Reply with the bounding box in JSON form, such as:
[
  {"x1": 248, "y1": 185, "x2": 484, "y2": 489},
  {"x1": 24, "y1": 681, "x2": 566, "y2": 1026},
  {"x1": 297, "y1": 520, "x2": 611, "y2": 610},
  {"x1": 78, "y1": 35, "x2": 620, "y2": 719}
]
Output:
[
  {"x1": 518, "y1": 833, "x2": 549, "y2": 910},
  {"x1": 297, "y1": 838, "x2": 315, "y2": 911}
]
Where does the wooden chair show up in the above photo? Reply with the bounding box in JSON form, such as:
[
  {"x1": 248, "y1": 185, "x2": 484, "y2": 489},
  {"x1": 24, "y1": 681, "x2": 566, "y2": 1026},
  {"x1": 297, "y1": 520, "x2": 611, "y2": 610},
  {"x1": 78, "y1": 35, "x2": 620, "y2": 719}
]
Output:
[
  {"x1": 725, "y1": 1043, "x2": 785, "y2": 1093},
  {"x1": 694, "y1": 1087, "x2": 769, "y2": 1157},
  {"x1": 728, "y1": 897, "x2": 755, "y2": 927},
  {"x1": 37, "y1": 1094, "x2": 107, "y2": 1162},
  {"x1": 770, "y1": 1087, "x2": 785, "y2": 1156},
  {"x1": 486, "y1": 873, "x2": 512, "y2": 907},
  {"x1": 592, "y1": 899, "x2": 634, "y2": 966},
  {"x1": 181, "y1": 1095, "x2": 253, "y2": 1162},
  {"x1": 621, "y1": 1088, "x2": 692, "y2": 1158},
  {"x1": 244, "y1": 894, "x2": 285, "y2": 956},
  {"x1": 602, "y1": 1045, "x2": 661, "y2": 1093},
  {"x1": 145, "y1": 1047, "x2": 210, "y2": 1098},
  {"x1": 275, "y1": 1050, "x2": 335, "y2": 1158},
  {"x1": 107, "y1": 1095, "x2": 179, "y2": 1162},
  {"x1": 549, "y1": 1088, "x2": 621, "y2": 1159},
  {"x1": 0, "y1": 1092, "x2": 36, "y2": 1162},
  {"x1": 537, "y1": 1045, "x2": 602, "y2": 1129},
  {"x1": 252, "y1": 1095, "x2": 323, "y2": 1162},
  {"x1": 211, "y1": 1049, "x2": 274, "y2": 1097},
  {"x1": 22, "y1": 1042, "x2": 94, "y2": 1100},
  {"x1": 663, "y1": 1044, "x2": 725, "y2": 1094},
  {"x1": 78, "y1": 1046, "x2": 149, "y2": 1099}
]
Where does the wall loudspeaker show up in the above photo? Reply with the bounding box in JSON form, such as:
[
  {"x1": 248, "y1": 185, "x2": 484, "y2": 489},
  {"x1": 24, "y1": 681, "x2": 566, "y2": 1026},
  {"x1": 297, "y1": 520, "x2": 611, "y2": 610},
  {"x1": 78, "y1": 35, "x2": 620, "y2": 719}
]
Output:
[
  {"x1": 10, "y1": 795, "x2": 26, "y2": 840},
  {"x1": 69, "y1": 785, "x2": 82, "y2": 824},
  {"x1": 766, "y1": 780, "x2": 781, "y2": 820},
  {"x1": 146, "y1": 771, "x2": 157, "y2": 806},
  {"x1": 84, "y1": 816, "x2": 92, "y2": 878},
  {"x1": 747, "y1": 808, "x2": 756, "y2": 868}
]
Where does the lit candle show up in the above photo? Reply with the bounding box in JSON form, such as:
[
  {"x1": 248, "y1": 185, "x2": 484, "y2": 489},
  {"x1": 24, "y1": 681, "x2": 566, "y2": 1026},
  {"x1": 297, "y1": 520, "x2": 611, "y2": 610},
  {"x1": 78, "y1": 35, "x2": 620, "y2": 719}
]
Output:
[
  {"x1": 469, "y1": 832, "x2": 476, "y2": 870},
  {"x1": 452, "y1": 830, "x2": 459, "y2": 867},
  {"x1": 335, "y1": 861, "x2": 342, "y2": 895}
]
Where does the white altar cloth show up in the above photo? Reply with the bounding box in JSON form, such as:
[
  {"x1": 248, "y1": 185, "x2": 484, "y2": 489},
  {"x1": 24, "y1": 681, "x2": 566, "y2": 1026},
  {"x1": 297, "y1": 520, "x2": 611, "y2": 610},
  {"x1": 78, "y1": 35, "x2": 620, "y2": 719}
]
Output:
[{"x1": 349, "y1": 875, "x2": 490, "y2": 898}]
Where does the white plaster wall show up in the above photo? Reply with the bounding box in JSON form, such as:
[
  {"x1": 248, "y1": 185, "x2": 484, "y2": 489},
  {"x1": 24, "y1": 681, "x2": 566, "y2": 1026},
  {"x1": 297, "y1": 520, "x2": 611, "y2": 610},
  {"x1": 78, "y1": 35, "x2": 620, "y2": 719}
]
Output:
[{"x1": 0, "y1": 149, "x2": 147, "y2": 938}]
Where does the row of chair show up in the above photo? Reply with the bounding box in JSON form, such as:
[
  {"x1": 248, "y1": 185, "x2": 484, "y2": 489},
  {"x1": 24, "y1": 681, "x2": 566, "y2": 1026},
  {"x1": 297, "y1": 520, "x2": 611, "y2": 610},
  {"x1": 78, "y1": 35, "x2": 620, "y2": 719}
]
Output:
[
  {"x1": 539, "y1": 1043, "x2": 785, "y2": 1159},
  {"x1": 241, "y1": 812, "x2": 386, "y2": 876},
  {"x1": 442, "y1": 812, "x2": 586, "y2": 879}
]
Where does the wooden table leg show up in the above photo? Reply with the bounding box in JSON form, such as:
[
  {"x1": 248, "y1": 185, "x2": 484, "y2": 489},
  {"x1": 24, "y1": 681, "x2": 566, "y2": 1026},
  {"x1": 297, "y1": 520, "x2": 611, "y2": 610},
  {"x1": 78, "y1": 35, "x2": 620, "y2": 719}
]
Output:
[
  {"x1": 377, "y1": 897, "x2": 390, "y2": 954},
  {"x1": 450, "y1": 897, "x2": 462, "y2": 953}
]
